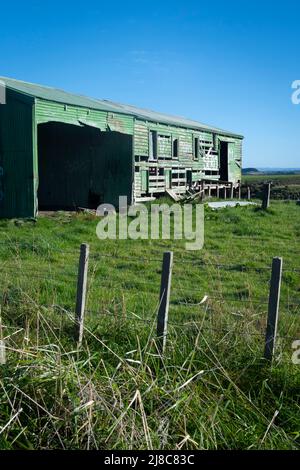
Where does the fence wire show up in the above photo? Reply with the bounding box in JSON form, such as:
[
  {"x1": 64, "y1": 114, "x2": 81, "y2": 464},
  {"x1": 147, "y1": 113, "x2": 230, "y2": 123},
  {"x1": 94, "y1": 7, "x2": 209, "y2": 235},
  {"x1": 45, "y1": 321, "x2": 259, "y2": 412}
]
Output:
[{"x1": 0, "y1": 245, "x2": 299, "y2": 352}]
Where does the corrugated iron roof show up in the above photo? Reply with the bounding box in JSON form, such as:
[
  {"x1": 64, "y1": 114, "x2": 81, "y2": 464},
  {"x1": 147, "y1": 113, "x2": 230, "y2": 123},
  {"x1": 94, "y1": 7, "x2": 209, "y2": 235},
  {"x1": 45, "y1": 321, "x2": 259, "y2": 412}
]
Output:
[{"x1": 0, "y1": 76, "x2": 243, "y2": 138}]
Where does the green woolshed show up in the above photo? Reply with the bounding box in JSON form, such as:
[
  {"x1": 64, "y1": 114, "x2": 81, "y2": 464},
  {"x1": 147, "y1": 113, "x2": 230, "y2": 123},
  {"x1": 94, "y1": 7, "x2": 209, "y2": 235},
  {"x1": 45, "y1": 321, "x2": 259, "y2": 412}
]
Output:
[{"x1": 0, "y1": 77, "x2": 243, "y2": 218}]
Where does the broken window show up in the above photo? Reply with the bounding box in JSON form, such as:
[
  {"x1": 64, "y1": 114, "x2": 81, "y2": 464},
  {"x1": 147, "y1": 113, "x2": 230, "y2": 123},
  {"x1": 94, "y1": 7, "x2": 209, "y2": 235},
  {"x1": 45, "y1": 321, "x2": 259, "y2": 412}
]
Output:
[
  {"x1": 158, "y1": 134, "x2": 172, "y2": 159},
  {"x1": 149, "y1": 167, "x2": 157, "y2": 176}
]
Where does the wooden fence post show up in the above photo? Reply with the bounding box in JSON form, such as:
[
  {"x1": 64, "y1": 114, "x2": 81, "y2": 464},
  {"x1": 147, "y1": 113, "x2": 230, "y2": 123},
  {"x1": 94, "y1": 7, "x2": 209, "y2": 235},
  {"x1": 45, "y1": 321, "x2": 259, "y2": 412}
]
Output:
[
  {"x1": 0, "y1": 340, "x2": 5, "y2": 365},
  {"x1": 200, "y1": 181, "x2": 205, "y2": 201},
  {"x1": 238, "y1": 183, "x2": 241, "y2": 200},
  {"x1": 75, "y1": 243, "x2": 90, "y2": 346},
  {"x1": 247, "y1": 186, "x2": 251, "y2": 200},
  {"x1": 264, "y1": 257, "x2": 283, "y2": 361},
  {"x1": 230, "y1": 183, "x2": 234, "y2": 199},
  {"x1": 262, "y1": 183, "x2": 271, "y2": 209},
  {"x1": 0, "y1": 313, "x2": 6, "y2": 365},
  {"x1": 157, "y1": 251, "x2": 173, "y2": 355}
]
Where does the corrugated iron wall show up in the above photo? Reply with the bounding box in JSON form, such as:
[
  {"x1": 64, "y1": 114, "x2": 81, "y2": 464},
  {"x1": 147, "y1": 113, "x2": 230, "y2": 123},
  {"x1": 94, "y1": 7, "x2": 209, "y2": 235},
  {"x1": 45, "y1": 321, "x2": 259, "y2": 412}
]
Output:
[
  {"x1": 35, "y1": 99, "x2": 134, "y2": 134},
  {"x1": 0, "y1": 94, "x2": 135, "y2": 218},
  {"x1": 0, "y1": 89, "x2": 36, "y2": 218}
]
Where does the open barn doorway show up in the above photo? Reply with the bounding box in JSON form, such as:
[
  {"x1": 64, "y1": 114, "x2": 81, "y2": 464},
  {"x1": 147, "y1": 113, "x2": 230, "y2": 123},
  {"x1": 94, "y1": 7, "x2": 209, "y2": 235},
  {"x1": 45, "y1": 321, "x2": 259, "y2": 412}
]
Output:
[
  {"x1": 219, "y1": 141, "x2": 229, "y2": 181},
  {"x1": 37, "y1": 122, "x2": 132, "y2": 211}
]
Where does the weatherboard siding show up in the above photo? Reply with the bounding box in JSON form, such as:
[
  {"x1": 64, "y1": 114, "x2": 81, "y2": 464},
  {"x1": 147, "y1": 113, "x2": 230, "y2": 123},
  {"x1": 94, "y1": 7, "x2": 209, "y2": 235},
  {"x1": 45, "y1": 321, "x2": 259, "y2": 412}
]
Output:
[
  {"x1": 35, "y1": 99, "x2": 134, "y2": 135},
  {"x1": 133, "y1": 119, "x2": 242, "y2": 198}
]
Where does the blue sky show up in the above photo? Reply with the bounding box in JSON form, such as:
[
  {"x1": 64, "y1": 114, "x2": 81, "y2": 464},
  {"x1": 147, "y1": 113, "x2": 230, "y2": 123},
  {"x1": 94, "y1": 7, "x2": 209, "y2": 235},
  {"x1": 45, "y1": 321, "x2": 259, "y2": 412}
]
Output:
[{"x1": 1, "y1": 0, "x2": 299, "y2": 167}]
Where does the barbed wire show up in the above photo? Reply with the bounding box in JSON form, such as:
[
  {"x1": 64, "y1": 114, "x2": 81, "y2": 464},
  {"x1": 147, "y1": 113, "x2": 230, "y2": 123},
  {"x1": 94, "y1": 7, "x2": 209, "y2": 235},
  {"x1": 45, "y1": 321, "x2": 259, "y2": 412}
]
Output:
[
  {"x1": 89, "y1": 251, "x2": 299, "y2": 271},
  {"x1": 1, "y1": 263, "x2": 298, "y2": 282},
  {"x1": 172, "y1": 297, "x2": 300, "y2": 308},
  {"x1": 0, "y1": 271, "x2": 298, "y2": 309},
  {"x1": 0, "y1": 266, "x2": 77, "y2": 277},
  {"x1": 0, "y1": 273, "x2": 77, "y2": 282},
  {"x1": 0, "y1": 274, "x2": 76, "y2": 283},
  {"x1": 66, "y1": 307, "x2": 299, "y2": 341},
  {"x1": 0, "y1": 302, "x2": 297, "y2": 347},
  {"x1": 0, "y1": 240, "x2": 299, "y2": 272},
  {"x1": 85, "y1": 279, "x2": 268, "y2": 305}
]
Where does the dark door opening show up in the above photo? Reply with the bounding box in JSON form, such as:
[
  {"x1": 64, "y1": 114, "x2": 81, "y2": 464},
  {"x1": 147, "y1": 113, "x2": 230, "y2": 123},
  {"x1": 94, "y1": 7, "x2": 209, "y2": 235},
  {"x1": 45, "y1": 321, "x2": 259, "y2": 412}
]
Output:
[
  {"x1": 219, "y1": 141, "x2": 229, "y2": 181},
  {"x1": 186, "y1": 170, "x2": 192, "y2": 188},
  {"x1": 37, "y1": 122, "x2": 132, "y2": 210}
]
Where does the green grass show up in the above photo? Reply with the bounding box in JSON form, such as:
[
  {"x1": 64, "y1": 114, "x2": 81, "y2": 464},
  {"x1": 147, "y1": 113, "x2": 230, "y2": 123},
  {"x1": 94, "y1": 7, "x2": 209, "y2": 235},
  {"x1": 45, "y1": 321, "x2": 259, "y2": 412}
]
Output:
[
  {"x1": 242, "y1": 174, "x2": 300, "y2": 200},
  {"x1": 0, "y1": 201, "x2": 299, "y2": 450},
  {"x1": 243, "y1": 174, "x2": 300, "y2": 185}
]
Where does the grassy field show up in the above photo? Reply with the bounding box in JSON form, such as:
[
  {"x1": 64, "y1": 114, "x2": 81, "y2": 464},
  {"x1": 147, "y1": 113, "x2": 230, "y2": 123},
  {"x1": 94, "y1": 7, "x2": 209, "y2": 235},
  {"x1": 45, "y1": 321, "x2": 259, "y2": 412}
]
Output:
[
  {"x1": 243, "y1": 173, "x2": 300, "y2": 184},
  {"x1": 242, "y1": 173, "x2": 300, "y2": 200},
  {"x1": 0, "y1": 201, "x2": 299, "y2": 450}
]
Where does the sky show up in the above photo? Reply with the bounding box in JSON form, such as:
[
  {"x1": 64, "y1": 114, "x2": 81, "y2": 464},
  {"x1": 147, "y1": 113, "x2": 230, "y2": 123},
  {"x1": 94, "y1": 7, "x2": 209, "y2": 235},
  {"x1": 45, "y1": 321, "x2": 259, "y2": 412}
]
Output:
[{"x1": 1, "y1": 0, "x2": 299, "y2": 168}]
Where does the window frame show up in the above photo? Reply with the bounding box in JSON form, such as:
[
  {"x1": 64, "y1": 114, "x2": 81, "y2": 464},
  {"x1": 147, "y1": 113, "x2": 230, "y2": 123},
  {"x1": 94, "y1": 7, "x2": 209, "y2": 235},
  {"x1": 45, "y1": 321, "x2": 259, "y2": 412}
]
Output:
[
  {"x1": 193, "y1": 135, "x2": 199, "y2": 160},
  {"x1": 172, "y1": 136, "x2": 179, "y2": 159},
  {"x1": 149, "y1": 130, "x2": 158, "y2": 160},
  {"x1": 157, "y1": 133, "x2": 172, "y2": 160}
]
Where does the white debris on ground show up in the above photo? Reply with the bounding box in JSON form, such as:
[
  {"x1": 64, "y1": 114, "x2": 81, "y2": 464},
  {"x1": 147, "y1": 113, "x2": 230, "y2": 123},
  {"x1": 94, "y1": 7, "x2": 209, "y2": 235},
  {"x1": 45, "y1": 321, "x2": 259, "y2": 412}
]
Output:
[{"x1": 207, "y1": 201, "x2": 258, "y2": 209}]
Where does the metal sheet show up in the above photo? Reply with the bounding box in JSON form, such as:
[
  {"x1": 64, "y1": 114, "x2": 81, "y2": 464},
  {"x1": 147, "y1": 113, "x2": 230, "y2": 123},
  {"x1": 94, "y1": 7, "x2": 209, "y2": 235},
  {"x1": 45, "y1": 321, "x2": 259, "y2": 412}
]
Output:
[{"x1": 1, "y1": 76, "x2": 243, "y2": 139}]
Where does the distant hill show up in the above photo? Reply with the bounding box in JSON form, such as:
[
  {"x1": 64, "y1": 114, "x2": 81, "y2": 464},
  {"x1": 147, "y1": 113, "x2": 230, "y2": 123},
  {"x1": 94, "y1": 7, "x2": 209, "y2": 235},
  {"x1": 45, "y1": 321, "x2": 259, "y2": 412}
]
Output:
[
  {"x1": 258, "y1": 168, "x2": 300, "y2": 174},
  {"x1": 242, "y1": 168, "x2": 260, "y2": 175},
  {"x1": 242, "y1": 167, "x2": 300, "y2": 175}
]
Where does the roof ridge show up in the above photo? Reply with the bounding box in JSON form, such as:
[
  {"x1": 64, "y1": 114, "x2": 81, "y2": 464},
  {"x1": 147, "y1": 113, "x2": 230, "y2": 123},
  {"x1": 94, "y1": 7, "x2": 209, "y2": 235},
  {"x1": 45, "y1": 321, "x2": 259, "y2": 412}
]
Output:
[{"x1": 0, "y1": 76, "x2": 243, "y2": 138}]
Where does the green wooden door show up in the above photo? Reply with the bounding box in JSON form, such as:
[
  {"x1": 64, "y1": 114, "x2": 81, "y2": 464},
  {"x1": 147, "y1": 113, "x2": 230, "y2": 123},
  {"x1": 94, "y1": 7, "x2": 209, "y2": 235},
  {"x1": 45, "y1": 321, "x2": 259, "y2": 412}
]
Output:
[{"x1": 228, "y1": 142, "x2": 240, "y2": 183}]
